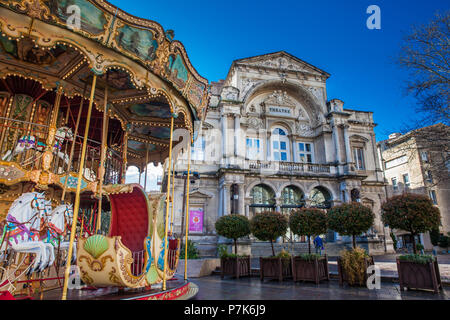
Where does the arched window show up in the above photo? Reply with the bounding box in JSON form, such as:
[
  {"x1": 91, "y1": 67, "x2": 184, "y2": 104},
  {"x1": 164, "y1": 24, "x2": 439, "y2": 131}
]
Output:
[
  {"x1": 309, "y1": 186, "x2": 333, "y2": 242},
  {"x1": 280, "y1": 186, "x2": 305, "y2": 214},
  {"x1": 309, "y1": 187, "x2": 332, "y2": 209},
  {"x1": 271, "y1": 127, "x2": 290, "y2": 162},
  {"x1": 250, "y1": 184, "x2": 276, "y2": 215},
  {"x1": 281, "y1": 186, "x2": 306, "y2": 243}
]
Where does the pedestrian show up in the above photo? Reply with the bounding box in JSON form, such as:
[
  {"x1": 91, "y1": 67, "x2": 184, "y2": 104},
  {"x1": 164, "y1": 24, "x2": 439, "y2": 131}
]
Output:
[{"x1": 313, "y1": 235, "x2": 324, "y2": 255}]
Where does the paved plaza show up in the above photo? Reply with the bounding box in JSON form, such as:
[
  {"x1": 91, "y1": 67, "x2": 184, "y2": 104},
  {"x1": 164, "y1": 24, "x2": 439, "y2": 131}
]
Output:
[
  {"x1": 188, "y1": 254, "x2": 450, "y2": 300},
  {"x1": 192, "y1": 275, "x2": 449, "y2": 300}
]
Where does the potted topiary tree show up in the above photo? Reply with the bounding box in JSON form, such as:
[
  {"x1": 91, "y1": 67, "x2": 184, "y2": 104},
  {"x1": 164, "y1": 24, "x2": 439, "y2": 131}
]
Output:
[
  {"x1": 289, "y1": 208, "x2": 329, "y2": 284},
  {"x1": 250, "y1": 211, "x2": 290, "y2": 282},
  {"x1": 328, "y1": 203, "x2": 375, "y2": 287},
  {"x1": 438, "y1": 234, "x2": 450, "y2": 254},
  {"x1": 215, "y1": 214, "x2": 251, "y2": 279},
  {"x1": 382, "y1": 193, "x2": 442, "y2": 293}
]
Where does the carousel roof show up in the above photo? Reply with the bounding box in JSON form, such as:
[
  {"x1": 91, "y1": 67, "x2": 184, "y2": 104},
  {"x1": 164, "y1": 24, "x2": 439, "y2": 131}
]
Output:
[{"x1": 0, "y1": 0, "x2": 210, "y2": 164}]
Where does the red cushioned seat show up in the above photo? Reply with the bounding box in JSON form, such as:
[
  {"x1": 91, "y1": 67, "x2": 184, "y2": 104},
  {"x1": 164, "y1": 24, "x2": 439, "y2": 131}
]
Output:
[{"x1": 109, "y1": 186, "x2": 149, "y2": 254}]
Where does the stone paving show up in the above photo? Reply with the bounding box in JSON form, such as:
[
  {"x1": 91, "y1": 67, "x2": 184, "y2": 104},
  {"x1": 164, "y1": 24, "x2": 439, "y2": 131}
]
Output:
[{"x1": 192, "y1": 275, "x2": 450, "y2": 300}]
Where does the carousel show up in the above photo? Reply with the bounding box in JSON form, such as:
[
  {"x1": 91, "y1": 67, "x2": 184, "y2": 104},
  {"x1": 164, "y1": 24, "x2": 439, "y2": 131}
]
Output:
[{"x1": 0, "y1": 0, "x2": 209, "y2": 300}]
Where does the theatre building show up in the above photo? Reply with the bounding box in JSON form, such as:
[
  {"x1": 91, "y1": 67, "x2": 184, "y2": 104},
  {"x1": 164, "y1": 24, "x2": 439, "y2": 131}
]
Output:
[{"x1": 169, "y1": 51, "x2": 394, "y2": 256}]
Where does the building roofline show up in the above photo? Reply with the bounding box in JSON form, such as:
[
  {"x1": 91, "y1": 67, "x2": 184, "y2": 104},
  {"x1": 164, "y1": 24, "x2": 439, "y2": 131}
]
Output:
[
  {"x1": 224, "y1": 51, "x2": 331, "y2": 83},
  {"x1": 377, "y1": 123, "x2": 449, "y2": 146}
]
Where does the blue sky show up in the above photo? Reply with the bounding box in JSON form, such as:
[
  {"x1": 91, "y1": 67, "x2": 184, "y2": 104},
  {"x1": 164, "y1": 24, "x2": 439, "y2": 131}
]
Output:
[{"x1": 110, "y1": 0, "x2": 448, "y2": 141}]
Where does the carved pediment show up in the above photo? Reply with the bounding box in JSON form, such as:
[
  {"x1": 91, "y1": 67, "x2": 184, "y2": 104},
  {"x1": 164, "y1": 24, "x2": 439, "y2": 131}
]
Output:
[
  {"x1": 350, "y1": 134, "x2": 370, "y2": 143},
  {"x1": 234, "y1": 52, "x2": 330, "y2": 78},
  {"x1": 189, "y1": 189, "x2": 214, "y2": 198}
]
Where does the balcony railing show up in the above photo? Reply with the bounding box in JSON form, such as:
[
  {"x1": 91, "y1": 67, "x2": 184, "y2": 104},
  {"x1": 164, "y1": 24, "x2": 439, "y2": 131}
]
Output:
[{"x1": 246, "y1": 160, "x2": 335, "y2": 175}]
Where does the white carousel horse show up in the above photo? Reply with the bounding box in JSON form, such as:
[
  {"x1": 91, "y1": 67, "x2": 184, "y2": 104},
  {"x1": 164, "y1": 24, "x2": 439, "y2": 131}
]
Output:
[
  {"x1": 0, "y1": 193, "x2": 55, "y2": 274},
  {"x1": 83, "y1": 168, "x2": 97, "y2": 182},
  {"x1": 2, "y1": 126, "x2": 73, "y2": 165},
  {"x1": 43, "y1": 203, "x2": 77, "y2": 264}
]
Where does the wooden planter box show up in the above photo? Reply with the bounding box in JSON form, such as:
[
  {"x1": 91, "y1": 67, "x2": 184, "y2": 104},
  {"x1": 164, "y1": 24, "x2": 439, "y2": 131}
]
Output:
[
  {"x1": 220, "y1": 256, "x2": 251, "y2": 279},
  {"x1": 259, "y1": 257, "x2": 292, "y2": 282},
  {"x1": 292, "y1": 255, "x2": 330, "y2": 284},
  {"x1": 337, "y1": 256, "x2": 375, "y2": 287},
  {"x1": 397, "y1": 259, "x2": 442, "y2": 294}
]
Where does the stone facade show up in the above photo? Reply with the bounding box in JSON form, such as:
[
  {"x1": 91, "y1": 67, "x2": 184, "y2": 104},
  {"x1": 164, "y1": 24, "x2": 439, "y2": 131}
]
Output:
[
  {"x1": 378, "y1": 124, "x2": 450, "y2": 251},
  {"x1": 169, "y1": 51, "x2": 394, "y2": 257}
]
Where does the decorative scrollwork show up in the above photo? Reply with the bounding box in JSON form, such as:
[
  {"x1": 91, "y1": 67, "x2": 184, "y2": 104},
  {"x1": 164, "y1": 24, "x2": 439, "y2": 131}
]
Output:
[{"x1": 79, "y1": 254, "x2": 113, "y2": 272}]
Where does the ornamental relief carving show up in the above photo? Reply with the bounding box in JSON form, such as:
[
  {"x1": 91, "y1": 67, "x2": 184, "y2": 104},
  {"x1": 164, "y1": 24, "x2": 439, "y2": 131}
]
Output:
[
  {"x1": 307, "y1": 87, "x2": 325, "y2": 106},
  {"x1": 240, "y1": 78, "x2": 261, "y2": 99},
  {"x1": 221, "y1": 86, "x2": 240, "y2": 101},
  {"x1": 264, "y1": 90, "x2": 296, "y2": 107},
  {"x1": 295, "y1": 123, "x2": 315, "y2": 137},
  {"x1": 245, "y1": 57, "x2": 305, "y2": 72},
  {"x1": 247, "y1": 117, "x2": 264, "y2": 130}
]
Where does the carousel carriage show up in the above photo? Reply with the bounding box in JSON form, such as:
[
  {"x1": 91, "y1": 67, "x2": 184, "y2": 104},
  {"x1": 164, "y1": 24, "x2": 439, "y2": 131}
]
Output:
[{"x1": 0, "y1": 0, "x2": 209, "y2": 300}]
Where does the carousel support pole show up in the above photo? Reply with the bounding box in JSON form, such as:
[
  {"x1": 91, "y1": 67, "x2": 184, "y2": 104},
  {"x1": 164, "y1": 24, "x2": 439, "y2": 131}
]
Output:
[
  {"x1": 96, "y1": 85, "x2": 109, "y2": 234},
  {"x1": 62, "y1": 82, "x2": 87, "y2": 202},
  {"x1": 79, "y1": 209, "x2": 85, "y2": 238},
  {"x1": 42, "y1": 85, "x2": 63, "y2": 173},
  {"x1": 62, "y1": 74, "x2": 97, "y2": 301},
  {"x1": 64, "y1": 96, "x2": 71, "y2": 125},
  {"x1": 138, "y1": 164, "x2": 142, "y2": 185},
  {"x1": 46, "y1": 85, "x2": 63, "y2": 148},
  {"x1": 163, "y1": 115, "x2": 175, "y2": 291},
  {"x1": 170, "y1": 157, "x2": 176, "y2": 235},
  {"x1": 184, "y1": 139, "x2": 192, "y2": 281},
  {"x1": 144, "y1": 145, "x2": 149, "y2": 191},
  {"x1": 121, "y1": 129, "x2": 129, "y2": 184},
  {"x1": 0, "y1": 96, "x2": 13, "y2": 154}
]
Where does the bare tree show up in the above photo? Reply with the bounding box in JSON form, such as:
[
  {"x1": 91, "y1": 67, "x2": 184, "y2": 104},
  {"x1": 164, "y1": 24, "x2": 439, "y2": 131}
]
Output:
[
  {"x1": 389, "y1": 12, "x2": 450, "y2": 186},
  {"x1": 398, "y1": 11, "x2": 449, "y2": 126}
]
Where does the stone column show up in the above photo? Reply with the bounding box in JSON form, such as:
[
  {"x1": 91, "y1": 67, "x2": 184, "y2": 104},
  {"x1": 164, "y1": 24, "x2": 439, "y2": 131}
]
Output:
[
  {"x1": 223, "y1": 184, "x2": 230, "y2": 216},
  {"x1": 343, "y1": 125, "x2": 352, "y2": 164},
  {"x1": 332, "y1": 122, "x2": 342, "y2": 163},
  {"x1": 218, "y1": 185, "x2": 224, "y2": 217},
  {"x1": 289, "y1": 134, "x2": 296, "y2": 163},
  {"x1": 275, "y1": 199, "x2": 281, "y2": 213},
  {"x1": 238, "y1": 184, "x2": 245, "y2": 215},
  {"x1": 221, "y1": 113, "x2": 227, "y2": 163},
  {"x1": 234, "y1": 114, "x2": 240, "y2": 157}
]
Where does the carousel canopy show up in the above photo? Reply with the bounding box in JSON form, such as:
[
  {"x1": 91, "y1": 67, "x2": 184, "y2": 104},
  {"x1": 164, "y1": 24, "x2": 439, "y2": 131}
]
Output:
[{"x1": 0, "y1": 0, "x2": 210, "y2": 164}]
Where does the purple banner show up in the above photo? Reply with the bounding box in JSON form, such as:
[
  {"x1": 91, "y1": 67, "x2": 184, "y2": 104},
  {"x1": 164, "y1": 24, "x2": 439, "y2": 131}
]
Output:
[{"x1": 189, "y1": 209, "x2": 204, "y2": 233}]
